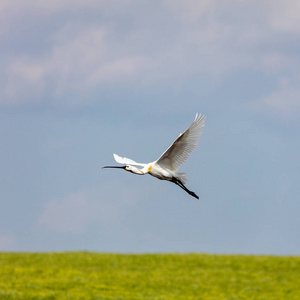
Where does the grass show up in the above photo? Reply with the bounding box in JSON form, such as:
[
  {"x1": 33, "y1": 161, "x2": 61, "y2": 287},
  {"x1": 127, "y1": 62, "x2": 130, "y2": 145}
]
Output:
[{"x1": 0, "y1": 252, "x2": 299, "y2": 299}]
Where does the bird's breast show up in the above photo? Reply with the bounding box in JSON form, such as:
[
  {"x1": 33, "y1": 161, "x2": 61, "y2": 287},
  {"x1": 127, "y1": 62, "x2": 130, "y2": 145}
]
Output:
[{"x1": 148, "y1": 163, "x2": 173, "y2": 181}]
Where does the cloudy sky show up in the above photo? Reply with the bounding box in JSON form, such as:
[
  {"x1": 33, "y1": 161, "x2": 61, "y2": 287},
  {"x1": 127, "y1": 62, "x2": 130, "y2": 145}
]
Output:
[{"x1": 1, "y1": 0, "x2": 300, "y2": 254}]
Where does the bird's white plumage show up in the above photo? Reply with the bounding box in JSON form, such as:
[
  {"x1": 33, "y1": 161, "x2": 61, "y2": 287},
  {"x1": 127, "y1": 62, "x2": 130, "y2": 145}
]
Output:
[
  {"x1": 113, "y1": 153, "x2": 146, "y2": 167},
  {"x1": 104, "y1": 113, "x2": 205, "y2": 199},
  {"x1": 156, "y1": 113, "x2": 205, "y2": 171}
]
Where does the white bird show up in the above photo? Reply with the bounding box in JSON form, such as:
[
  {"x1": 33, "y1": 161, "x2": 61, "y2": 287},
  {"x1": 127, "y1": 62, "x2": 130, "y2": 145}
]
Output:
[{"x1": 102, "y1": 113, "x2": 205, "y2": 199}]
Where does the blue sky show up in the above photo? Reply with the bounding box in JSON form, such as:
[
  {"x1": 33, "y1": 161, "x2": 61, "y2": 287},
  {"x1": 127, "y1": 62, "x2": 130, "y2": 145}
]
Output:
[{"x1": 1, "y1": 0, "x2": 300, "y2": 254}]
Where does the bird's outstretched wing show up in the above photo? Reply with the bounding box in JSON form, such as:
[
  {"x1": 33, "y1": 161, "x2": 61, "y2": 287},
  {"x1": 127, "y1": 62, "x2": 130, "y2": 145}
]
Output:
[
  {"x1": 156, "y1": 113, "x2": 205, "y2": 171},
  {"x1": 113, "y1": 153, "x2": 147, "y2": 167}
]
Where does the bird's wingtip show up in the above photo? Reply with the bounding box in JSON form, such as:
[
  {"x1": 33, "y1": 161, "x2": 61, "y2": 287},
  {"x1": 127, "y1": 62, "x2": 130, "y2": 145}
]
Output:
[{"x1": 194, "y1": 112, "x2": 206, "y2": 123}]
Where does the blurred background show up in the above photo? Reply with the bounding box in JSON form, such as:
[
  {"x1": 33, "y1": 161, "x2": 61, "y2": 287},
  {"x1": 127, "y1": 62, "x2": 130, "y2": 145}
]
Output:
[{"x1": 1, "y1": 0, "x2": 299, "y2": 254}]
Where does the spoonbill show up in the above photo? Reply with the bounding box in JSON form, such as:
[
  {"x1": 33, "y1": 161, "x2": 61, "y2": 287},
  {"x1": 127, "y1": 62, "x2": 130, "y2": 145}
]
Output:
[{"x1": 102, "y1": 113, "x2": 205, "y2": 199}]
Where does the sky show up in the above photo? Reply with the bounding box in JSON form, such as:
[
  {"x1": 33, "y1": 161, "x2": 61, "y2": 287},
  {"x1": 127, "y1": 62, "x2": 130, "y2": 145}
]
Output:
[{"x1": 1, "y1": 0, "x2": 300, "y2": 255}]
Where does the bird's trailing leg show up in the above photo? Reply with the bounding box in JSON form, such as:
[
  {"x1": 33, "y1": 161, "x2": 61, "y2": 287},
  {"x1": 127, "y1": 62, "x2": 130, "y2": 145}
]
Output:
[{"x1": 172, "y1": 179, "x2": 199, "y2": 199}]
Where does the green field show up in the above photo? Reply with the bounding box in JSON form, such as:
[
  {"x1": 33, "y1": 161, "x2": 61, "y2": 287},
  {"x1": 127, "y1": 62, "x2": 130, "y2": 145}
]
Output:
[{"x1": 0, "y1": 252, "x2": 299, "y2": 300}]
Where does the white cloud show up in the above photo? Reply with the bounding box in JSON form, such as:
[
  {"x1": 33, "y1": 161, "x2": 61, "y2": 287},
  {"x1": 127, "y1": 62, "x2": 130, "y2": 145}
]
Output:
[
  {"x1": 0, "y1": 0, "x2": 109, "y2": 16},
  {"x1": 255, "y1": 79, "x2": 300, "y2": 114},
  {"x1": 5, "y1": 60, "x2": 46, "y2": 104},
  {"x1": 4, "y1": 26, "x2": 146, "y2": 104},
  {"x1": 0, "y1": 233, "x2": 18, "y2": 251},
  {"x1": 37, "y1": 183, "x2": 144, "y2": 234},
  {"x1": 164, "y1": 0, "x2": 218, "y2": 20},
  {"x1": 38, "y1": 191, "x2": 91, "y2": 234},
  {"x1": 165, "y1": 0, "x2": 300, "y2": 32},
  {"x1": 268, "y1": 0, "x2": 300, "y2": 33},
  {"x1": 1, "y1": 0, "x2": 300, "y2": 107},
  {"x1": 260, "y1": 52, "x2": 292, "y2": 73}
]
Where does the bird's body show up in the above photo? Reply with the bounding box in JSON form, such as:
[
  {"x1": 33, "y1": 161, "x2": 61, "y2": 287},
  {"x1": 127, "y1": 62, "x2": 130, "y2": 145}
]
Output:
[
  {"x1": 102, "y1": 113, "x2": 205, "y2": 199},
  {"x1": 125, "y1": 161, "x2": 185, "y2": 183}
]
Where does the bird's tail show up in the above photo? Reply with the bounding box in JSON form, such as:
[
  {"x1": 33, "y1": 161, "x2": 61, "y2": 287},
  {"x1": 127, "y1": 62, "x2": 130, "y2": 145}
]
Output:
[{"x1": 176, "y1": 172, "x2": 188, "y2": 184}]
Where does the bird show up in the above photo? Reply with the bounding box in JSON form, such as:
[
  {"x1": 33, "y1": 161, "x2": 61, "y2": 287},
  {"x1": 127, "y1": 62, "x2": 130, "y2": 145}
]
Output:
[{"x1": 102, "y1": 113, "x2": 205, "y2": 199}]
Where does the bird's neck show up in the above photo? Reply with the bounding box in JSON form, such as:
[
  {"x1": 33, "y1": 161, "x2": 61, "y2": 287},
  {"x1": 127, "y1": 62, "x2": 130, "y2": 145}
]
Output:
[
  {"x1": 141, "y1": 163, "x2": 153, "y2": 174},
  {"x1": 129, "y1": 166, "x2": 145, "y2": 175}
]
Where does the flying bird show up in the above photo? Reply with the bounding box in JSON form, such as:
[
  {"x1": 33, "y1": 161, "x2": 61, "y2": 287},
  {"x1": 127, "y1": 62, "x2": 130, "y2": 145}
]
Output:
[{"x1": 102, "y1": 113, "x2": 205, "y2": 199}]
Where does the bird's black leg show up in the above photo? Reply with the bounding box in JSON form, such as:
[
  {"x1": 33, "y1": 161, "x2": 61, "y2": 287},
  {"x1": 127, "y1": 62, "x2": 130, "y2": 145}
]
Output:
[{"x1": 172, "y1": 179, "x2": 199, "y2": 199}]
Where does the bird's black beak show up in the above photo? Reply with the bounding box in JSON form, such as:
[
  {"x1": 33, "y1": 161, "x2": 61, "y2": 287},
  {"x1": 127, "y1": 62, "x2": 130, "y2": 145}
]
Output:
[{"x1": 102, "y1": 166, "x2": 126, "y2": 169}]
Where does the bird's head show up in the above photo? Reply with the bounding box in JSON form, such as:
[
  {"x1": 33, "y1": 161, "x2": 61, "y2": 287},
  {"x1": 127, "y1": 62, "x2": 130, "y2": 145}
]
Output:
[
  {"x1": 102, "y1": 165, "x2": 144, "y2": 175},
  {"x1": 124, "y1": 165, "x2": 140, "y2": 173}
]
